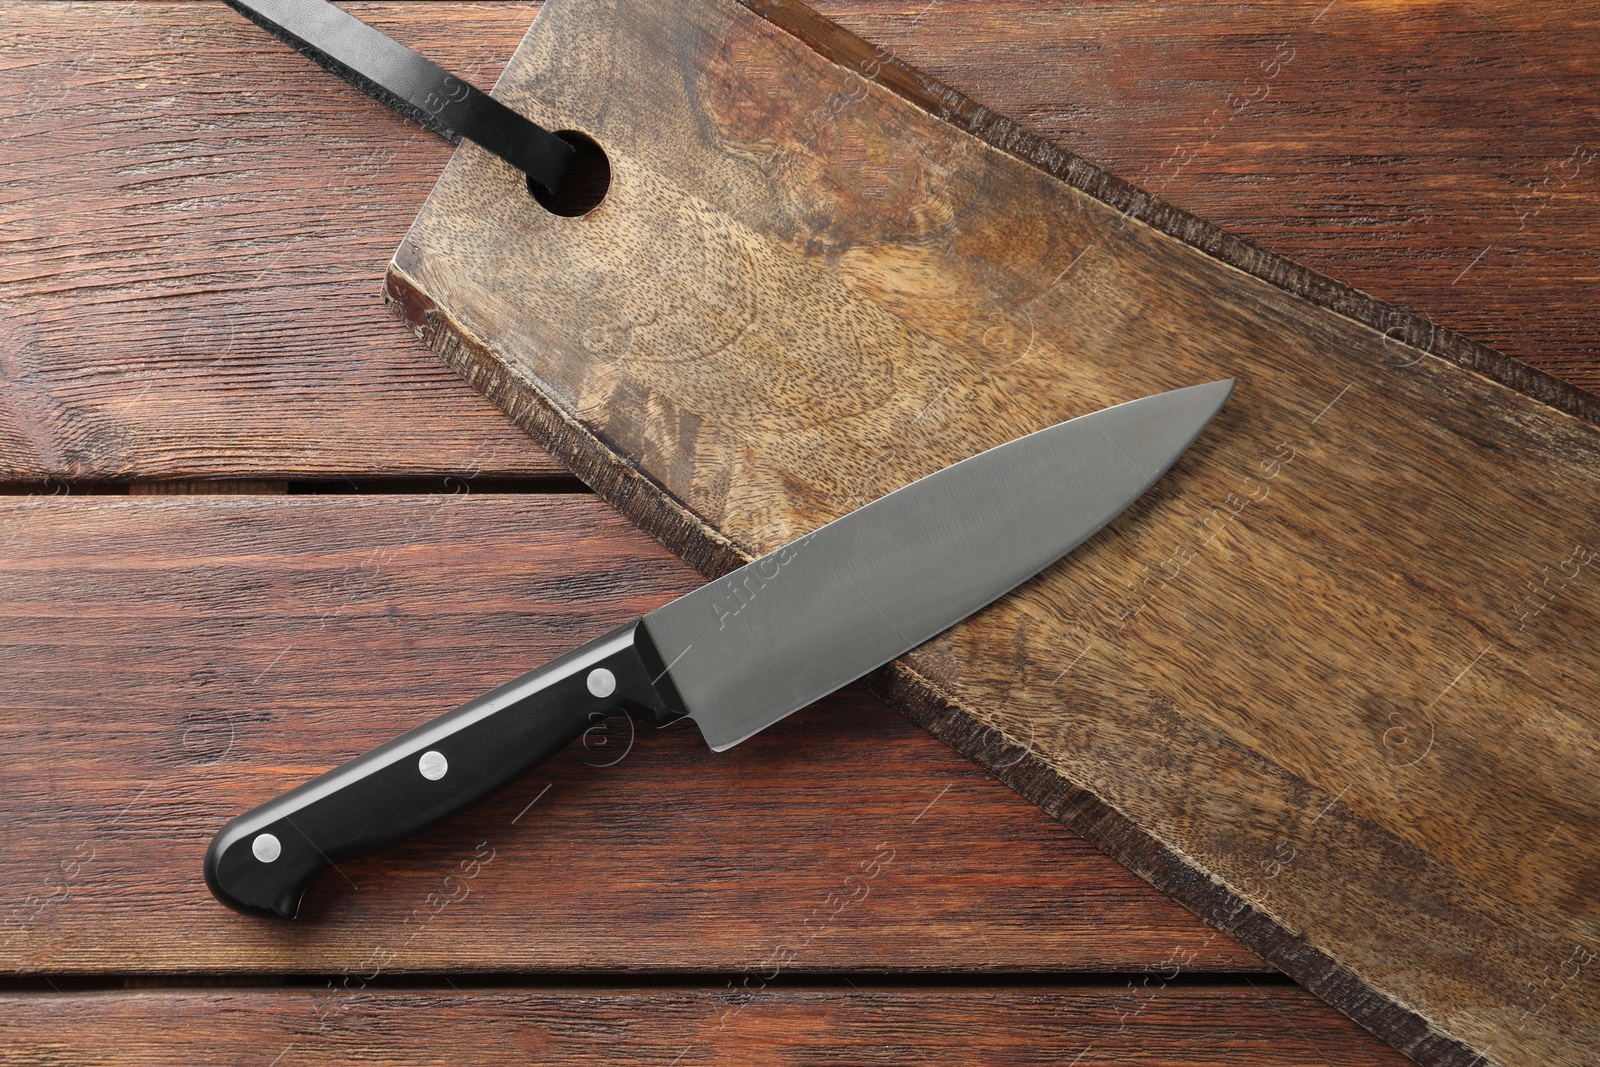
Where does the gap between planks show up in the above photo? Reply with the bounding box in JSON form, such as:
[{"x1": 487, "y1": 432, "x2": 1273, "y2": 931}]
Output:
[
  {"x1": 0, "y1": 476, "x2": 592, "y2": 496},
  {"x1": 0, "y1": 972, "x2": 1298, "y2": 993}
]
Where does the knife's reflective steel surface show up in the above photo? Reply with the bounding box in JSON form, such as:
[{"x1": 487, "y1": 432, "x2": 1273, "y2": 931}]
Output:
[{"x1": 646, "y1": 379, "x2": 1234, "y2": 750}]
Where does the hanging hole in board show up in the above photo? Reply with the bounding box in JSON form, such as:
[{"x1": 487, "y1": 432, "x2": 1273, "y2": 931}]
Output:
[{"x1": 530, "y1": 130, "x2": 611, "y2": 217}]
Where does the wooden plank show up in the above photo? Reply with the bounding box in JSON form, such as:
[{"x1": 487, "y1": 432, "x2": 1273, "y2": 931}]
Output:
[
  {"x1": 0, "y1": 2, "x2": 559, "y2": 480},
  {"x1": 0, "y1": 494, "x2": 1258, "y2": 973},
  {"x1": 0, "y1": 987, "x2": 1407, "y2": 1065},
  {"x1": 3, "y1": 1, "x2": 1598, "y2": 481},
  {"x1": 386, "y1": 1, "x2": 1600, "y2": 1064}
]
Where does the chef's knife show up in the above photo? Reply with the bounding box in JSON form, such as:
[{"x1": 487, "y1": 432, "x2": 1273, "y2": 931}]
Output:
[{"x1": 205, "y1": 380, "x2": 1233, "y2": 917}]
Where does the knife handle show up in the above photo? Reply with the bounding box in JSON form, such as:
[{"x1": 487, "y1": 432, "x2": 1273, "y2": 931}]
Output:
[{"x1": 204, "y1": 620, "x2": 685, "y2": 919}]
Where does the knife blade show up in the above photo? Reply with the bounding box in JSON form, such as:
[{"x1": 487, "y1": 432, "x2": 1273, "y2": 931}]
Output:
[{"x1": 204, "y1": 379, "x2": 1233, "y2": 917}]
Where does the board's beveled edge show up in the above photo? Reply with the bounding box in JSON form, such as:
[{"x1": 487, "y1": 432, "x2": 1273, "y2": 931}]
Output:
[
  {"x1": 733, "y1": 0, "x2": 1600, "y2": 431},
  {"x1": 868, "y1": 659, "x2": 1491, "y2": 1067}
]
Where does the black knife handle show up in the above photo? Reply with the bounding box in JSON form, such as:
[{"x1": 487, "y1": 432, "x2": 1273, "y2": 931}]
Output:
[
  {"x1": 204, "y1": 620, "x2": 685, "y2": 918},
  {"x1": 220, "y1": 0, "x2": 574, "y2": 193}
]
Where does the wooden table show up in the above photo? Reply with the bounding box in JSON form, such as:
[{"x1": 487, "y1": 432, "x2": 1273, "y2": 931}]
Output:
[{"x1": 3, "y1": 3, "x2": 1595, "y2": 1063}]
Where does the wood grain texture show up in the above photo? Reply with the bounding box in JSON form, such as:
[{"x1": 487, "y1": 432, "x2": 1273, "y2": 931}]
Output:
[
  {"x1": 0, "y1": 494, "x2": 1259, "y2": 974},
  {"x1": 4, "y1": 1, "x2": 1600, "y2": 480},
  {"x1": 386, "y1": 1, "x2": 1600, "y2": 1064},
  {"x1": 0, "y1": 2, "x2": 561, "y2": 480},
  {"x1": 0, "y1": 987, "x2": 1406, "y2": 1066}
]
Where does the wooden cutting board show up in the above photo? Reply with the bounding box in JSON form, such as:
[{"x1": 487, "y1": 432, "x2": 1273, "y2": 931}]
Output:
[{"x1": 383, "y1": 0, "x2": 1600, "y2": 1064}]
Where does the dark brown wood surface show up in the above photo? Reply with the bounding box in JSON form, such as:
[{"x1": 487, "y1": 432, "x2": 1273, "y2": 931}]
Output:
[
  {"x1": 0, "y1": 987, "x2": 1404, "y2": 1066},
  {"x1": 0, "y1": 493, "x2": 1402, "y2": 1061},
  {"x1": 0, "y1": 2, "x2": 560, "y2": 481},
  {"x1": 385, "y1": 1, "x2": 1600, "y2": 1066},
  {"x1": 4, "y1": 1, "x2": 1597, "y2": 1065}
]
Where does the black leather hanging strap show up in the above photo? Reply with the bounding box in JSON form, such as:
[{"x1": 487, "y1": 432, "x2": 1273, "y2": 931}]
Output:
[{"x1": 222, "y1": 0, "x2": 573, "y2": 194}]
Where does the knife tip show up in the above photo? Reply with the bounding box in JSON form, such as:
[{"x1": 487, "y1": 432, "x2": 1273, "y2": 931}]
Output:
[{"x1": 1165, "y1": 377, "x2": 1236, "y2": 419}]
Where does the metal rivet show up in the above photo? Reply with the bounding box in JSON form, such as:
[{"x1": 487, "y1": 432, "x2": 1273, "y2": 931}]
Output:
[
  {"x1": 418, "y1": 750, "x2": 448, "y2": 780},
  {"x1": 252, "y1": 832, "x2": 281, "y2": 863},
  {"x1": 586, "y1": 667, "x2": 616, "y2": 698}
]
